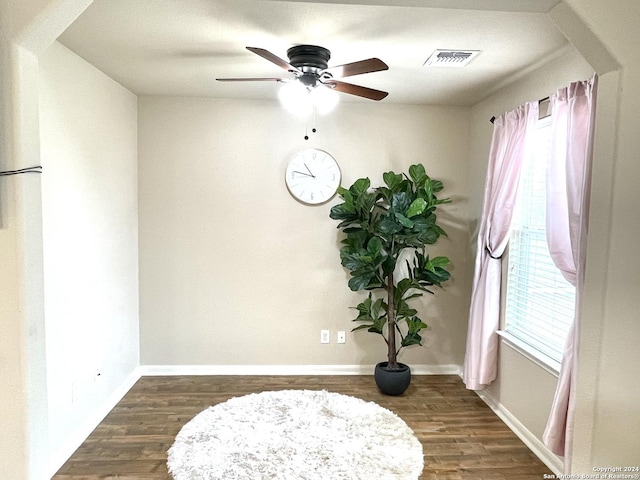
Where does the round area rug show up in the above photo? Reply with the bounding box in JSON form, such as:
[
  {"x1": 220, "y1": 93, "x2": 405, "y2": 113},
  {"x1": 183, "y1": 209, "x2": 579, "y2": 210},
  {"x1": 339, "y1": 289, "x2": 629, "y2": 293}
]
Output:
[{"x1": 167, "y1": 389, "x2": 423, "y2": 479}]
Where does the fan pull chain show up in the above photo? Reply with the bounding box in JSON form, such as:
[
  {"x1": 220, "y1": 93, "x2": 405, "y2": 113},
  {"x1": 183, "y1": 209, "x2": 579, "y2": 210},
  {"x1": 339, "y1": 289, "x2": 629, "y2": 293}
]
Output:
[{"x1": 304, "y1": 108, "x2": 318, "y2": 140}]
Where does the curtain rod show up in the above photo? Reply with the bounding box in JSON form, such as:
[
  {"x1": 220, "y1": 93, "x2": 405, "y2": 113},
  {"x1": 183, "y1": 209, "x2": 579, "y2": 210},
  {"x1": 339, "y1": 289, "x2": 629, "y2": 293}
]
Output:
[{"x1": 489, "y1": 96, "x2": 550, "y2": 124}]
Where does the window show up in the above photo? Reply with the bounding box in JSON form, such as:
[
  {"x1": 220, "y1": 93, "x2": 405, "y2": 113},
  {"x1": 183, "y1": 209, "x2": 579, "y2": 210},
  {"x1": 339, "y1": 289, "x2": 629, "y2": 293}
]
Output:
[{"x1": 503, "y1": 116, "x2": 575, "y2": 370}]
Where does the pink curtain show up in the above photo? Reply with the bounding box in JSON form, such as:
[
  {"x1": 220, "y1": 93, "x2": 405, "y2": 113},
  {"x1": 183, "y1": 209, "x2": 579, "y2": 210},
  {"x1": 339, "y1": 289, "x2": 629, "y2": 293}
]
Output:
[
  {"x1": 463, "y1": 102, "x2": 539, "y2": 390},
  {"x1": 543, "y1": 75, "x2": 598, "y2": 467}
]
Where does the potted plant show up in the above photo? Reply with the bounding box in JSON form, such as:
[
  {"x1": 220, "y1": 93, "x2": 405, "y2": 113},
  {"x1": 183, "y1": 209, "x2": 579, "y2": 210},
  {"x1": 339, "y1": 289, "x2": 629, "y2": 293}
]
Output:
[{"x1": 329, "y1": 164, "x2": 451, "y2": 395}]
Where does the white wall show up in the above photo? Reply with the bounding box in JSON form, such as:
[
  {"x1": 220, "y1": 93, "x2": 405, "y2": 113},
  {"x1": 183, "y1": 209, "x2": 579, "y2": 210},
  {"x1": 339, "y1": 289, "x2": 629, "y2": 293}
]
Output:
[
  {"x1": 39, "y1": 41, "x2": 139, "y2": 472},
  {"x1": 563, "y1": 0, "x2": 640, "y2": 471},
  {"x1": 138, "y1": 96, "x2": 471, "y2": 371},
  {"x1": 468, "y1": 46, "x2": 593, "y2": 472}
]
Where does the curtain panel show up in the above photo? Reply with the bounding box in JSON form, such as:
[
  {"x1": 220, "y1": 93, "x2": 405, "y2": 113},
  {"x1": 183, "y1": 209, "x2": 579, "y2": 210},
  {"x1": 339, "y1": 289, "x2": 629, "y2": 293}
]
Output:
[
  {"x1": 462, "y1": 102, "x2": 539, "y2": 391},
  {"x1": 543, "y1": 75, "x2": 598, "y2": 468}
]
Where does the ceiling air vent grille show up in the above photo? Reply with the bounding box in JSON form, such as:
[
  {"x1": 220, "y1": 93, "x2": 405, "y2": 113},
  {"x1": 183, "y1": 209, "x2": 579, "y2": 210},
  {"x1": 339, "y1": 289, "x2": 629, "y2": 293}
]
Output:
[{"x1": 424, "y1": 50, "x2": 480, "y2": 68}]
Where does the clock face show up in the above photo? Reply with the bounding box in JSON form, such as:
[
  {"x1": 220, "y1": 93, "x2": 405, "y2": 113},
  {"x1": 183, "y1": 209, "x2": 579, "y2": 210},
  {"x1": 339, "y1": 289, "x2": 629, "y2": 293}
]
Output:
[{"x1": 285, "y1": 148, "x2": 341, "y2": 205}]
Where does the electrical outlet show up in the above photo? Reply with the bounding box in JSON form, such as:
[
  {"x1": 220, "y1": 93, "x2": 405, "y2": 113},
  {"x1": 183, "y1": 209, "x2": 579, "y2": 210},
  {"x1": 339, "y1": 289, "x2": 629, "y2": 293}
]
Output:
[
  {"x1": 320, "y1": 329, "x2": 330, "y2": 344},
  {"x1": 337, "y1": 331, "x2": 346, "y2": 344}
]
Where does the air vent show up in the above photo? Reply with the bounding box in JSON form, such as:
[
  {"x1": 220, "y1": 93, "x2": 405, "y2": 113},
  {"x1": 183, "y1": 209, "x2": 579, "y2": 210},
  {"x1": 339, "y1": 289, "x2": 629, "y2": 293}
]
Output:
[{"x1": 424, "y1": 50, "x2": 480, "y2": 68}]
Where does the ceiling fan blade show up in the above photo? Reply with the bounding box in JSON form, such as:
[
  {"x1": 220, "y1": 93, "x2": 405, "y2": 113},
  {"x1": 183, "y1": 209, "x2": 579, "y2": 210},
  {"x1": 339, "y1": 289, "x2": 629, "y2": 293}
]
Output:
[
  {"x1": 246, "y1": 47, "x2": 300, "y2": 73},
  {"x1": 216, "y1": 77, "x2": 285, "y2": 82},
  {"x1": 322, "y1": 58, "x2": 388, "y2": 79},
  {"x1": 325, "y1": 80, "x2": 388, "y2": 101}
]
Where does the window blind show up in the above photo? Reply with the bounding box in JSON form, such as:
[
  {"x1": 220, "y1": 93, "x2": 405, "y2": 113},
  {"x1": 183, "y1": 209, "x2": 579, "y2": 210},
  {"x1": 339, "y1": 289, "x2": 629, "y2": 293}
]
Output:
[{"x1": 504, "y1": 117, "x2": 575, "y2": 365}]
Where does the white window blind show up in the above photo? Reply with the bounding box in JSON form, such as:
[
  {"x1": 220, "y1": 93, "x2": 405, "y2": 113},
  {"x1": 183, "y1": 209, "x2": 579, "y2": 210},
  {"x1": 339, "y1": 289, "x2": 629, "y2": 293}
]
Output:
[{"x1": 504, "y1": 117, "x2": 575, "y2": 366}]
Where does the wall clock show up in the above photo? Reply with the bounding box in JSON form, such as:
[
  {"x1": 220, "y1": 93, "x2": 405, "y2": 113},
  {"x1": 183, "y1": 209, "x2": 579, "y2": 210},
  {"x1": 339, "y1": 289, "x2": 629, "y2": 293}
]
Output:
[{"x1": 285, "y1": 148, "x2": 341, "y2": 205}]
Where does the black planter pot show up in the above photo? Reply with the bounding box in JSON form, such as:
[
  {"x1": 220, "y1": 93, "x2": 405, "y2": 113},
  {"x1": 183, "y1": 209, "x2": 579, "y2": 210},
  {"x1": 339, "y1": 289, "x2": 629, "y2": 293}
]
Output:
[{"x1": 374, "y1": 361, "x2": 411, "y2": 396}]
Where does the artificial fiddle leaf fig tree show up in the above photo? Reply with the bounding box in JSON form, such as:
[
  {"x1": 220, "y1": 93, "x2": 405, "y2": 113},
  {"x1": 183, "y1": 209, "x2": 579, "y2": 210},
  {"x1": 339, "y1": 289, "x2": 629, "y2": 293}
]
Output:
[{"x1": 329, "y1": 164, "x2": 451, "y2": 372}]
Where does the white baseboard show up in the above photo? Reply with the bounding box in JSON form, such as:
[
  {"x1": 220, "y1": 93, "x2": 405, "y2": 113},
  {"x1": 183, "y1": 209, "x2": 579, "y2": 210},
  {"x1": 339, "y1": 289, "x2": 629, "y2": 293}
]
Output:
[
  {"x1": 47, "y1": 367, "x2": 142, "y2": 479},
  {"x1": 138, "y1": 364, "x2": 462, "y2": 376},
  {"x1": 475, "y1": 388, "x2": 564, "y2": 476}
]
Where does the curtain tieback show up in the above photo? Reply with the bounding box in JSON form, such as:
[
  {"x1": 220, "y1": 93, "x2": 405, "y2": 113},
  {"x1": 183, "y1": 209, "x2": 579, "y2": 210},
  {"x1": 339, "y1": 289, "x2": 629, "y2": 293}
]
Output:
[{"x1": 486, "y1": 246, "x2": 502, "y2": 260}]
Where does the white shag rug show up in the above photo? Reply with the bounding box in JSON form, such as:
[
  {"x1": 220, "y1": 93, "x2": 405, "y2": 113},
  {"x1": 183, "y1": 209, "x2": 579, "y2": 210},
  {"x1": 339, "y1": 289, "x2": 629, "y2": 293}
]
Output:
[{"x1": 167, "y1": 389, "x2": 423, "y2": 480}]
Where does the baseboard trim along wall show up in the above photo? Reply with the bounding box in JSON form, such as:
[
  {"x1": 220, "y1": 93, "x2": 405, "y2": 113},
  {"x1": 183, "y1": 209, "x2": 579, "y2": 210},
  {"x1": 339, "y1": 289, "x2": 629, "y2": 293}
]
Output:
[
  {"x1": 474, "y1": 389, "x2": 564, "y2": 476},
  {"x1": 48, "y1": 369, "x2": 142, "y2": 479},
  {"x1": 138, "y1": 364, "x2": 462, "y2": 376}
]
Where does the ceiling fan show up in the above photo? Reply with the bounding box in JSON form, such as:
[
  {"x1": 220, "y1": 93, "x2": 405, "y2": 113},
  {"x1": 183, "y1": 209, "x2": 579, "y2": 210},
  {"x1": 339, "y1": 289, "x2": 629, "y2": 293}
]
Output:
[{"x1": 216, "y1": 45, "x2": 389, "y2": 101}]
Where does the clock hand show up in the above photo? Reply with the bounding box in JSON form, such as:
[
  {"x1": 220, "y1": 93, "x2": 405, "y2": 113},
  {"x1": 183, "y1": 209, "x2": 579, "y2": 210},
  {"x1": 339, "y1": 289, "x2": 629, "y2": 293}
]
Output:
[
  {"x1": 292, "y1": 170, "x2": 314, "y2": 177},
  {"x1": 303, "y1": 163, "x2": 316, "y2": 178}
]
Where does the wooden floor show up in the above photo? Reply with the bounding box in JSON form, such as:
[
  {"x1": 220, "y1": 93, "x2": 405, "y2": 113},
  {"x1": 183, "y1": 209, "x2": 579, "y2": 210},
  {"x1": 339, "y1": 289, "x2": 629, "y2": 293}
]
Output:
[{"x1": 53, "y1": 375, "x2": 553, "y2": 479}]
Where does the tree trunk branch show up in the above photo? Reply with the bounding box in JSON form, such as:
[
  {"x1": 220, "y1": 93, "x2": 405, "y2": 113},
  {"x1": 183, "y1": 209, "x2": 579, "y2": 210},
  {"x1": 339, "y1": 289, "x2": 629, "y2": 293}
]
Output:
[{"x1": 387, "y1": 271, "x2": 398, "y2": 369}]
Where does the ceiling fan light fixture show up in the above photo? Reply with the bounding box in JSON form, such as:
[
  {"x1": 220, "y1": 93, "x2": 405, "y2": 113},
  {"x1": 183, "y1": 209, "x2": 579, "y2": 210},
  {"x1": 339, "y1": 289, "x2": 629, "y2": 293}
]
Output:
[
  {"x1": 311, "y1": 84, "x2": 339, "y2": 115},
  {"x1": 219, "y1": 45, "x2": 388, "y2": 104},
  {"x1": 279, "y1": 81, "x2": 339, "y2": 117},
  {"x1": 278, "y1": 81, "x2": 313, "y2": 118}
]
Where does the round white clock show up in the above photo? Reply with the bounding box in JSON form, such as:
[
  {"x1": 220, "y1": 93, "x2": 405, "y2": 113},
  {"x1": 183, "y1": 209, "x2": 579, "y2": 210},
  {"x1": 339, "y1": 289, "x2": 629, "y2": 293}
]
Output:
[{"x1": 285, "y1": 148, "x2": 341, "y2": 205}]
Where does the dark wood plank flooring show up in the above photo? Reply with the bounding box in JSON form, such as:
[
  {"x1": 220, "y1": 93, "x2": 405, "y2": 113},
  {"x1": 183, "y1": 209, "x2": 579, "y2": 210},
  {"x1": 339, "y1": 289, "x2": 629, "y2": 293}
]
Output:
[{"x1": 52, "y1": 375, "x2": 553, "y2": 479}]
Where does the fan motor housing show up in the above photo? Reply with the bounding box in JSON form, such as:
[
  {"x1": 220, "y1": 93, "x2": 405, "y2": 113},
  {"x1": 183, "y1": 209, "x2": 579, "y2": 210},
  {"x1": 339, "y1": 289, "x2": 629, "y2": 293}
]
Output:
[{"x1": 287, "y1": 45, "x2": 331, "y2": 71}]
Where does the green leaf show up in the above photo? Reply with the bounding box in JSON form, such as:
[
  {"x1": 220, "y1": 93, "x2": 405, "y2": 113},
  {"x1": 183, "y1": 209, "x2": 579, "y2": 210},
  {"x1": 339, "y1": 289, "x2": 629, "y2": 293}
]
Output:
[
  {"x1": 352, "y1": 324, "x2": 373, "y2": 332},
  {"x1": 407, "y1": 316, "x2": 428, "y2": 333},
  {"x1": 413, "y1": 254, "x2": 452, "y2": 286},
  {"x1": 394, "y1": 212, "x2": 414, "y2": 228},
  {"x1": 340, "y1": 228, "x2": 368, "y2": 250},
  {"x1": 351, "y1": 294, "x2": 387, "y2": 335},
  {"x1": 382, "y1": 255, "x2": 396, "y2": 277},
  {"x1": 350, "y1": 177, "x2": 371, "y2": 196},
  {"x1": 329, "y1": 203, "x2": 357, "y2": 219},
  {"x1": 403, "y1": 292, "x2": 423, "y2": 301},
  {"x1": 428, "y1": 256, "x2": 451, "y2": 269},
  {"x1": 400, "y1": 316, "x2": 428, "y2": 347},
  {"x1": 390, "y1": 192, "x2": 411, "y2": 214},
  {"x1": 413, "y1": 221, "x2": 440, "y2": 244},
  {"x1": 396, "y1": 300, "x2": 418, "y2": 318},
  {"x1": 378, "y1": 215, "x2": 402, "y2": 234},
  {"x1": 432, "y1": 224, "x2": 448, "y2": 238},
  {"x1": 355, "y1": 296, "x2": 372, "y2": 315},
  {"x1": 395, "y1": 278, "x2": 414, "y2": 296},
  {"x1": 383, "y1": 171, "x2": 404, "y2": 190},
  {"x1": 408, "y1": 164, "x2": 428, "y2": 187},
  {"x1": 348, "y1": 274, "x2": 374, "y2": 291},
  {"x1": 367, "y1": 237, "x2": 383, "y2": 256},
  {"x1": 370, "y1": 316, "x2": 387, "y2": 334},
  {"x1": 356, "y1": 192, "x2": 377, "y2": 215},
  {"x1": 429, "y1": 179, "x2": 444, "y2": 193},
  {"x1": 401, "y1": 332, "x2": 423, "y2": 347},
  {"x1": 406, "y1": 198, "x2": 427, "y2": 218},
  {"x1": 422, "y1": 180, "x2": 433, "y2": 199},
  {"x1": 394, "y1": 278, "x2": 416, "y2": 306},
  {"x1": 339, "y1": 249, "x2": 366, "y2": 271}
]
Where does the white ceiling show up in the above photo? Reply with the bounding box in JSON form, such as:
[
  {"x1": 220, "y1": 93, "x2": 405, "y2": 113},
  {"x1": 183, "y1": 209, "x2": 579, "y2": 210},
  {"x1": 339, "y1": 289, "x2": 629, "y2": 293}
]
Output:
[{"x1": 58, "y1": 0, "x2": 570, "y2": 106}]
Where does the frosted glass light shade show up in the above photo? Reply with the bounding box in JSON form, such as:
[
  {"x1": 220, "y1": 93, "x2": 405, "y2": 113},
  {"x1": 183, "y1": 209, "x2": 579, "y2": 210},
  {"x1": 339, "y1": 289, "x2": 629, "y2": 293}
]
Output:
[
  {"x1": 278, "y1": 81, "x2": 313, "y2": 117},
  {"x1": 311, "y1": 85, "x2": 339, "y2": 114},
  {"x1": 278, "y1": 81, "x2": 339, "y2": 117}
]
